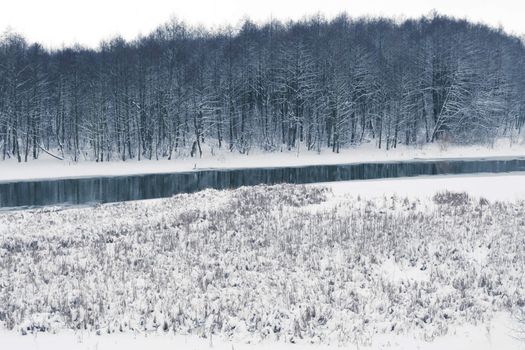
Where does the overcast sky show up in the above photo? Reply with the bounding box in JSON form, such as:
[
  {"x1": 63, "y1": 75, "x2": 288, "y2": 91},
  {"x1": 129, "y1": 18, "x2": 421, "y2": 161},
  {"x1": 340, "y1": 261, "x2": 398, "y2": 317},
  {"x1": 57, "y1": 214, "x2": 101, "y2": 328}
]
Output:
[{"x1": 1, "y1": 0, "x2": 524, "y2": 49}]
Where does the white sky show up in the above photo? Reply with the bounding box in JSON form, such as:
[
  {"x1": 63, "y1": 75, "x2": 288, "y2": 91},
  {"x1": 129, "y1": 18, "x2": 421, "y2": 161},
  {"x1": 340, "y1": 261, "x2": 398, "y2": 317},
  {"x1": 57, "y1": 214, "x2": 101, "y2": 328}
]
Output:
[{"x1": 1, "y1": 0, "x2": 524, "y2": 49}]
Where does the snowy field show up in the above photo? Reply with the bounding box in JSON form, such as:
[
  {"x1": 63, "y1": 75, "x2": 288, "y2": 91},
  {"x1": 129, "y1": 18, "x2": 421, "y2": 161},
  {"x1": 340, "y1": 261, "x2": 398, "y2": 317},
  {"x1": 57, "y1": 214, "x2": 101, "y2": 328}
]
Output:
[
  {"x1": 323, "y1": 172, "x2": 525, "y2": 202},
  {"x1": 1, "y1": 140, "x2": 525, "y2": 182},
  {"x1": 1, "y1": 181, "x2": 525, "y2": 349}
]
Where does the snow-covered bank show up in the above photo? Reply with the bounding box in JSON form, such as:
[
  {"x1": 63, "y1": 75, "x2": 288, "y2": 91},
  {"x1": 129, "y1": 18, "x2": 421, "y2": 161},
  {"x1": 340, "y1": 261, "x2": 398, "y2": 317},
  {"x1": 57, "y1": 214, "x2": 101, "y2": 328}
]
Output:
[
  {"x1": 320, "y1": 172, "x2": 525, "y2": 202},
  {"x1": 1, "y1": 140, "x2": 525, "y2": 182},
  {"x1": 1, "y1": 312, "x2": 523, "y2": 350},
  {"x1": 1, "y1": 184, "x2": 525, "y2": 348}
]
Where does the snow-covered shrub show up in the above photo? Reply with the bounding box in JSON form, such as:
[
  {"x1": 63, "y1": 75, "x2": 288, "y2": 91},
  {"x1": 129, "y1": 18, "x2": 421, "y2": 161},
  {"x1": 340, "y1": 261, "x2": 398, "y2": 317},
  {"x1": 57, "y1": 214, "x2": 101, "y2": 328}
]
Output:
[{"x1": 433, "y1": 191, "x2": 470, "y2": 206}]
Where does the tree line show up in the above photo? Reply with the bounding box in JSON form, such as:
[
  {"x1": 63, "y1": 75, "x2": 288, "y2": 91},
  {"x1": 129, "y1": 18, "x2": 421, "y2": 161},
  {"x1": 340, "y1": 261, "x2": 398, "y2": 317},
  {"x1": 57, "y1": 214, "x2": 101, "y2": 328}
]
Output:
[{"x1": 1, "y1": 14, "x2": 524, "y2": 162}]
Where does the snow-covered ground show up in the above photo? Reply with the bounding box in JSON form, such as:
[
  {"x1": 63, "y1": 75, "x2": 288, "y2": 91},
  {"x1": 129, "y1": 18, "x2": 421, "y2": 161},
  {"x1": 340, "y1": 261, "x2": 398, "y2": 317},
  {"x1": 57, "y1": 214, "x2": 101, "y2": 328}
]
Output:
[
  {"x1": 1, "y1": 139, "x2": 525, "y2": 182},
  {"x1": 1, "y1": 183, "x2": 525, "y2": 349},
  {"x1": 321, "y1": 172, "x2": 525, "y2": 202},
  {"x1": 1, "y1": 312, "x2": 523, "y2": 350}
]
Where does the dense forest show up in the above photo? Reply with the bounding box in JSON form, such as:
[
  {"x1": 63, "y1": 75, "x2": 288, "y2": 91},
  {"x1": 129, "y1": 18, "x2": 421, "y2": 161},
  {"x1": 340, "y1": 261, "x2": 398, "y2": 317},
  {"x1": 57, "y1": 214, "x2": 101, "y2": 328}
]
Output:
[{"x1": 0, "y1": 14, "x2": 524, "y2": 162}]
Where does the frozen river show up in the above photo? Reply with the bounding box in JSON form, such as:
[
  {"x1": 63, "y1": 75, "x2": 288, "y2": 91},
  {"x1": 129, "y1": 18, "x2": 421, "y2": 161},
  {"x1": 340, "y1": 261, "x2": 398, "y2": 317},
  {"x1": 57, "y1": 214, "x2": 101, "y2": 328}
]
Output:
[{"x1": 1, "y1": 156, "x2": 525, "y2": 209}]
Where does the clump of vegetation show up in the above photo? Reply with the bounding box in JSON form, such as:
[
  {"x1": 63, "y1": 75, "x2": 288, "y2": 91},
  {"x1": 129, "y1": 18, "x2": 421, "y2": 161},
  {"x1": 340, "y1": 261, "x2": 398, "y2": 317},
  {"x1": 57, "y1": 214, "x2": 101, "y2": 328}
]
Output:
[{"x1": 433, "y1": 191, "x2": 470, "y2": 206}]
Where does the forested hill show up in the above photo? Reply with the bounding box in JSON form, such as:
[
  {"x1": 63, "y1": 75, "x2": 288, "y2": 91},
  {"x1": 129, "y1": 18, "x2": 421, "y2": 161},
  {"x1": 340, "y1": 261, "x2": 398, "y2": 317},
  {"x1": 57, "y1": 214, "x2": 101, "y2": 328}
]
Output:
[{"x1": 1, "y1": 14, "x2": 524, "y2": 162}]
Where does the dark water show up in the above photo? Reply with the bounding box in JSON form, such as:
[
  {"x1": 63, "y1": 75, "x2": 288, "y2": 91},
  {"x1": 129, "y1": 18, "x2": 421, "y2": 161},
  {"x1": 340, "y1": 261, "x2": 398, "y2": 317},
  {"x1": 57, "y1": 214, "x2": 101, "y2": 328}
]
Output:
[{"x1": 1, "y1": 157, "x2": 525, "y2": 209}]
